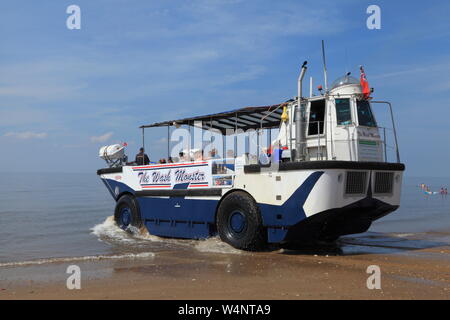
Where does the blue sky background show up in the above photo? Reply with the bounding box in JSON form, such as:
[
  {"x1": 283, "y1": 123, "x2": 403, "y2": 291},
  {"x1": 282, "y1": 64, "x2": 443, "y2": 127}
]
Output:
[{"x1": 0, "y1": 0, "x2": 449, "y2": 176}]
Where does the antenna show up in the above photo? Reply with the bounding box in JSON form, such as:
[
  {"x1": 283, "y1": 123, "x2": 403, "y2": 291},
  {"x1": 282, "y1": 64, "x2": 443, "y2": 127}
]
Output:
[
  {"x1": 345, "y1": 47, "x2": 349, "y2": 74},
  {"x1": 321, "y1": 40, "x2": 328, "y2": 91}
]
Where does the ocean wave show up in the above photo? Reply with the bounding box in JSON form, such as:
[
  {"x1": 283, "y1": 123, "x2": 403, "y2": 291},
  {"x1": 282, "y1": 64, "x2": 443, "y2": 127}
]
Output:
[{"x1": 0, "y1": 252, "x2": 155, "y2": 268}]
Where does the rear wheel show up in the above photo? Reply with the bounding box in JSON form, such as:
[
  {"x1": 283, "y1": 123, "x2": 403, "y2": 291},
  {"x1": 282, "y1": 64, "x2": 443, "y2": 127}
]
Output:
[
  {"x1": 216, "y1": 191, "x2": 266, "y2": 251},
  {"x1": 114, "y1": 194, "x2": 143, "y2": 231}
]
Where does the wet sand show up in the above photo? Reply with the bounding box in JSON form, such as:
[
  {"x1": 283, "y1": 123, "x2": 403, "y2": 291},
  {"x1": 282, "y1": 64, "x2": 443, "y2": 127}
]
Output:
[{"x1": 1, "y1": 237, "x2": 450, "y2": 300}]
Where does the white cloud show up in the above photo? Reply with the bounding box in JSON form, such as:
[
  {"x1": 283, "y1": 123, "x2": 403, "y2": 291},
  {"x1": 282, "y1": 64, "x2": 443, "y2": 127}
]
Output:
[
  {"x1": 90, "y1": 132, "x2": 113, "y2": 143},
  {"x1": 4, "y1": 131, "x2": 48, "y2": 139}
]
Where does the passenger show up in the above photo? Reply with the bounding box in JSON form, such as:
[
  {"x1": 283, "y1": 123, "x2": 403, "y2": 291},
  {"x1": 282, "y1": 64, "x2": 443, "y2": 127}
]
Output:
[
  {"x1": 271, "y1": 142, "x2": 284, "y2": 163},
  {"x1": 159, "y1": 158, "x2": 167, "y2": 164},
  {"x1": 168, "y1": 157, "x2": 174, "y2": 163},
  {"x1": 135, "y1": 147, "x2": 150, "y2": 165},
  {"x1": 179, "y1": 151, "x2": 188, "y2": 162},
  {"x1": 209, "y1": 148, "x2": 221, "y2": 159},
  {"x1": 259, "y1": 148, "x2": 270, "y2": 165},
  {"x1": 194, "y1": 150, "x2": 204, "y2": 161}
]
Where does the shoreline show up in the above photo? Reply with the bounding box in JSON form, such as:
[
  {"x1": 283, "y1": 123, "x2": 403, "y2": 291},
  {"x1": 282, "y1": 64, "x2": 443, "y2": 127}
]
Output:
[{"x1": 1, "y1": 244, "x2": 449, "y2": 300}]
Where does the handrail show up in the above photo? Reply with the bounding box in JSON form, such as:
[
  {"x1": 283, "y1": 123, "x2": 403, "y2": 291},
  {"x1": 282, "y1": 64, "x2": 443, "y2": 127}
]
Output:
[
  {"x1": 370, "y1": 101, "x2": 401, "y2": 163},
  {"x1": 299, "y1": 120, "x2": 396, "y2": 162}
]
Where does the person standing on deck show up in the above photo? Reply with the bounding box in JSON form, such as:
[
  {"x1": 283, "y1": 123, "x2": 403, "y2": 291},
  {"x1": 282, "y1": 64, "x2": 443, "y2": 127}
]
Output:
[{"x1": 135, "y1": 147, "x2": 150, "y2": 165}]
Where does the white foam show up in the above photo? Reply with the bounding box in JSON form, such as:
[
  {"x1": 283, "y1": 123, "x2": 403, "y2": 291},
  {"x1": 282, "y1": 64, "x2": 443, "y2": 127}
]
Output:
[
  {"x1": 394, "y1": 233, "x2": 415, "y2": 238},
  {"x1": 91, "y1": 216, "x2": 169, "y2": 243},
  {"x1": 194, "y1": 237, "x2": 242, "y2": 254},
  {"x1": 0, "y1": 252, "x2": 155, "y2": 268},
  {"x1": 91, "y1": 216, "x2": 134, "y2": 242},
  {"x1": 91, "y1": 216, "x2": 242, "y2": 254}
]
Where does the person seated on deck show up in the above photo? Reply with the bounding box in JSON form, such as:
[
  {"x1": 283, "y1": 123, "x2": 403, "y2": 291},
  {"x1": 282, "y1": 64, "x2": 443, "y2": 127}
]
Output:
[
  {"x1": 135, "y1": 148, "x2": 150, "y2": 165},
  {"x1": 179, "y1": 151, "x2": 189, "y2": 162},
  {"x1": 168, "y1": 157, "x2": 174, "y2": 163},
  {"x1": 159, "y1": 158, "x2": 167, "y2": 164},
  {"x1": 209, "y1": 148, "x2": 221, "y2": 160},
  {"x1": 194, "y1": 150, "x2": 204, "y2": 161},
  {"x1": 258, "y1": 148, "x2": 270, "y2": 165}
]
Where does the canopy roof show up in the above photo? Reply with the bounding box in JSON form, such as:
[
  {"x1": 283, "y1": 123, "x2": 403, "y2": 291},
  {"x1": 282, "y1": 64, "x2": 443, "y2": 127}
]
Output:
[{"x1": 140, "y1": 104, "x2": 286, "y2": 135}]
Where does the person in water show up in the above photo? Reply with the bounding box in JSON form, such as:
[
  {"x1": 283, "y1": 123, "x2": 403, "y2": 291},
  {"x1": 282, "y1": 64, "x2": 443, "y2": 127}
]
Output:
[{"x1": 135, "y1": 147, "x2": 150, "y2": 165}]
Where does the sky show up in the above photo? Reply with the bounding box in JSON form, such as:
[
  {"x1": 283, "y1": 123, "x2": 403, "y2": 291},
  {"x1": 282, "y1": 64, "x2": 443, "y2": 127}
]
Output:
[{"x1": 0, "y1": 0, "x2": 449, "y2": 176}]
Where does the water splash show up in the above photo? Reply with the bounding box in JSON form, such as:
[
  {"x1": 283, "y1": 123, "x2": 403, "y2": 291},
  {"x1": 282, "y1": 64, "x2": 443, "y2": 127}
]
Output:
[
  {"x1": 195, "y1": 237, "x2": 242, "y2": 254},
  {"x1": 91, "y1": 216, "x2": 242, "y2": 254}
]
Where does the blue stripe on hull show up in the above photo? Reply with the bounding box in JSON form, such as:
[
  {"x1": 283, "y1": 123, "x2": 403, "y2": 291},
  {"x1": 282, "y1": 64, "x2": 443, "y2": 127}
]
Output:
[
  {"x1": 259, "y1": 171, "x2": 324, "y2": 242},
  {"x1": 103, "y1": 178, "x2": 136, "y2": 200}
]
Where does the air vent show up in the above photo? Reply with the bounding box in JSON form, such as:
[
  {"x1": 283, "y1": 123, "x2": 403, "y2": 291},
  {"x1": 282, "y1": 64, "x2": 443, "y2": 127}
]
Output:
[
  {"x1": 345, "y1": 171, "x2": 367, "y2": 195},
  {"x1": 374, "y1": 172, "x2": 394, "y2": 194}
]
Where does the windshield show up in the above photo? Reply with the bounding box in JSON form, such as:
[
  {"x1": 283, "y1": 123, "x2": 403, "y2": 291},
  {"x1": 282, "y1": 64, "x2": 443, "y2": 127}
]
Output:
[
  {"x1": 335, "y1": 98, "x2": 352, "y2": 125},
  {"x1": 356, "y1": 100, "x2": 377, "y2": 127}
]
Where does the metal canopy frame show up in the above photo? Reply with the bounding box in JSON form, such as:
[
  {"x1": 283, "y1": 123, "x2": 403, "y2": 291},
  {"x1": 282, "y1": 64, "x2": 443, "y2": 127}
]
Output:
[{"x1": 140, "y1": 104, "x2": 284, "y2": 135}]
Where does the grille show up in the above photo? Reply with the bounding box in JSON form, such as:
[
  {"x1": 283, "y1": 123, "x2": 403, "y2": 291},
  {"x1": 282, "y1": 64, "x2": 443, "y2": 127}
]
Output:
[
  {"x1": 374, "y1": 172, "x2": 394, "y2": 194},
  {"x1": 345, "y1": 171, "x2": 367, "y2": 195}
]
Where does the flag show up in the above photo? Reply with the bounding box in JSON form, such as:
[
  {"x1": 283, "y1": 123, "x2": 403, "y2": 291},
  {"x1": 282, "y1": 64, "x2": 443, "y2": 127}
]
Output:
[{"x1": 360, "y1": 65, "x2": 370, "y2": 99}]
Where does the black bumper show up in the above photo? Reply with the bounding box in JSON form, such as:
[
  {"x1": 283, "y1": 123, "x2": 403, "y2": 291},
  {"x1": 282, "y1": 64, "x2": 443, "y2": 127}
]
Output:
[{"x1": 283, "y1": 197, "x2": 398, "y2": 243}]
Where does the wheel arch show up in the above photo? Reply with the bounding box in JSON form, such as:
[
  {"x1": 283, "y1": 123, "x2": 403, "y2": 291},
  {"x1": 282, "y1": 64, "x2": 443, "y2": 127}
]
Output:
[{"x1": 116, "y1": 191, "x2": 135, "y2": 202}]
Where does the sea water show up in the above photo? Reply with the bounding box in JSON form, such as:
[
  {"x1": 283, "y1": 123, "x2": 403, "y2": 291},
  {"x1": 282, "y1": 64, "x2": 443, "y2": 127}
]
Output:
[{"x1": 0, "y1": 172, "x2": 449, "y2": 266}]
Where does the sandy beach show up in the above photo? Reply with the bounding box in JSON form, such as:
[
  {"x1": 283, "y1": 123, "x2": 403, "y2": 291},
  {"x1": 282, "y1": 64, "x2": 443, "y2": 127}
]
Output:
[{"x1": 1, "y1": 237, "x2": 449, "y2": 300}]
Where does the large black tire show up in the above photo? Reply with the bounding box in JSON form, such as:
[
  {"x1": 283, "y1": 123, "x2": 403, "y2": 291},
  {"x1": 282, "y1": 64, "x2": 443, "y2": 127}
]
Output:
[
  {"x1": 114, "y1": 194, "x2": 143, "y2": 231},
  {"x1": 216, "y1": 191, "x2": 267, "y2": 251}
]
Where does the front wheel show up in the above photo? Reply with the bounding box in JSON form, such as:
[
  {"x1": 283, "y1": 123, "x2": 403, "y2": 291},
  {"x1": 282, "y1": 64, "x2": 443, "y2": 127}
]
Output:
[
  {"x1": 114, "y1": 194, "x2": 143, "y2": 231},
  {"x1": 216, "y1": 191, "x2": 267, "y2": 251}
]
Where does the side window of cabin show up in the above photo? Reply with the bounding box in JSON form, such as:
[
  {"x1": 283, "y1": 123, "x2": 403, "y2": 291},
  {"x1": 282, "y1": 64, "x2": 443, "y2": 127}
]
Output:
[
  {"x1": 335, "y1": 98, "x2": 352, "y2": 125},
  {"x1": 308, "y1": 100, "x2": 325, "y2": 135}
]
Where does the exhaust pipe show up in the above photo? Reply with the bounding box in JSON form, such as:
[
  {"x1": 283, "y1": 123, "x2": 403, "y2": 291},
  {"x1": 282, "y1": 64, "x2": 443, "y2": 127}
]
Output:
[{"x1": 295, "y1": 61, "x2": 307, "y2": 161}]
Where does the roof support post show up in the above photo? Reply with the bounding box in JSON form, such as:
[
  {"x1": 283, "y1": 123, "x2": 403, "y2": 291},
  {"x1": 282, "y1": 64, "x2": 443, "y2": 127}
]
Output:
[
  {"x1": 188, "y1": 121, "x2": 191, "y2": 158},
  {"x1": 167, "y1": 125, "x2": 170, "y2": 159},
  {"x1": 234, "y1": 113, "x2": 238, "y2": 158},
  {"x1": 142, "y1": 127, "x2": 145, "y2": 152},
  {"x1": 256, "y1": 129, "x2": 260, "y2": 159}
]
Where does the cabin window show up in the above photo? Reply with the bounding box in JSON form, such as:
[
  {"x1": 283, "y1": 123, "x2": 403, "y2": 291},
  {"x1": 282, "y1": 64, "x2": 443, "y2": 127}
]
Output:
[
  {"x1": 308, "y1": 100, "x2": 325, "y2": 135},
  {"x1": 356, "y1": 100, "x2": 377, "y2": 127},
  {"x1": 335, "y1": 98, "x2": 352, "y2": 125}
]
